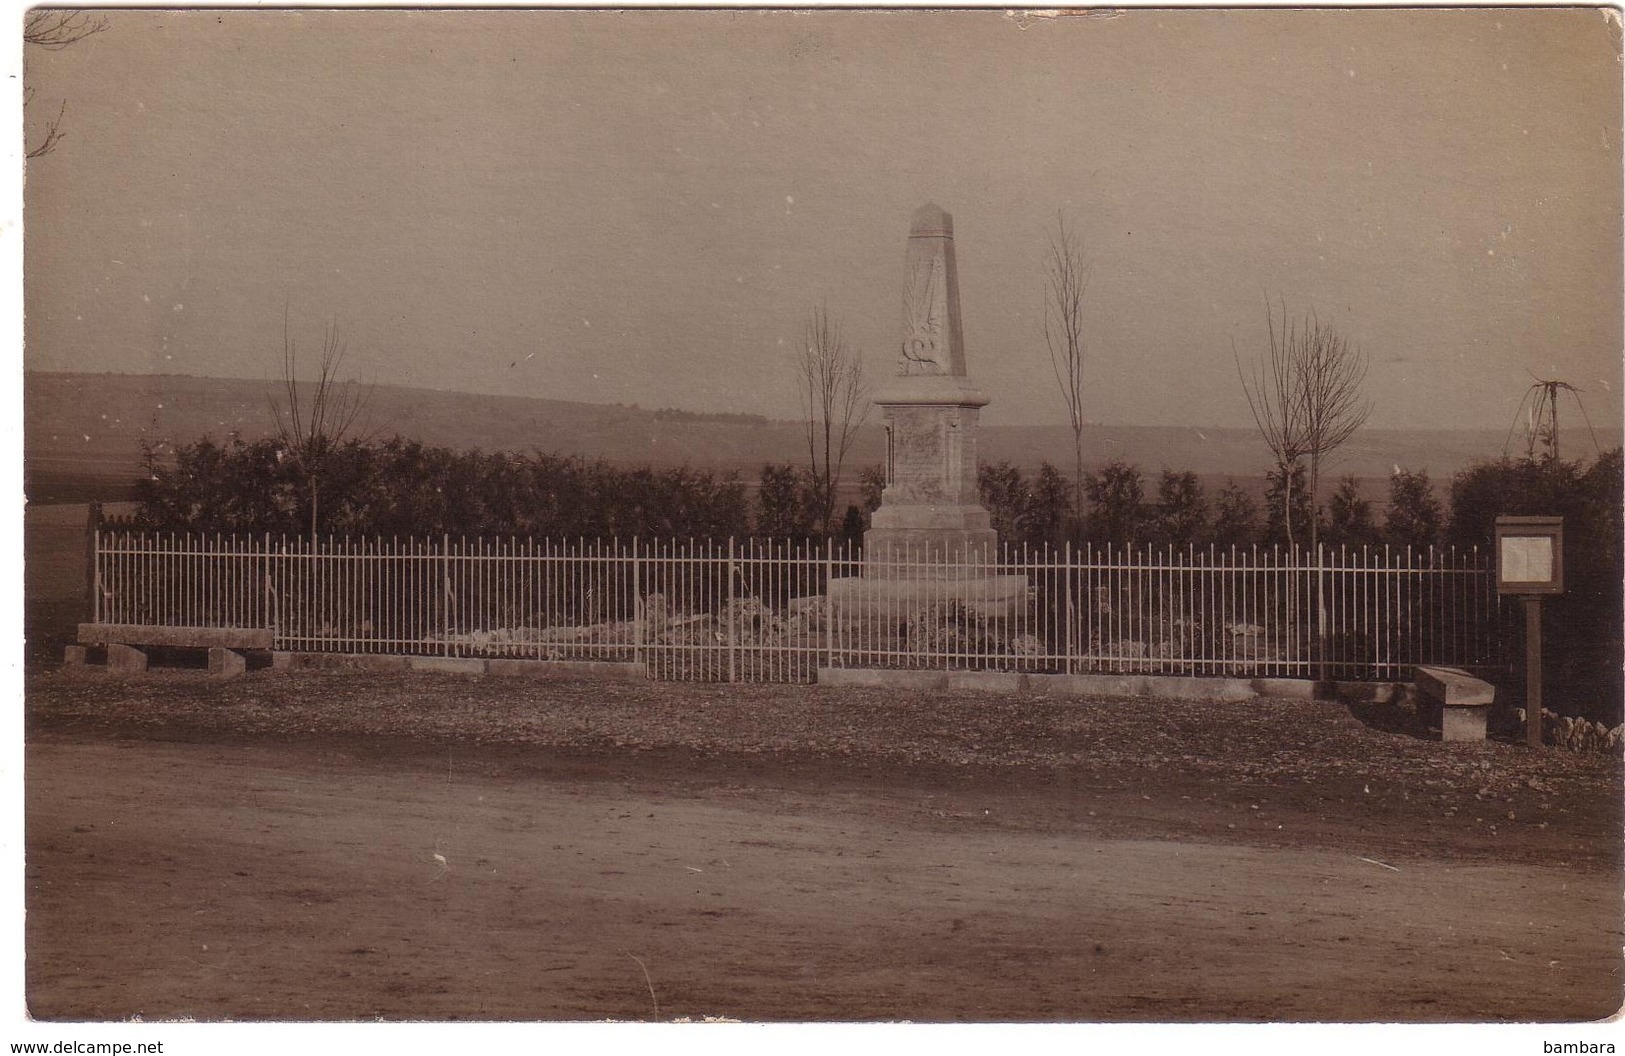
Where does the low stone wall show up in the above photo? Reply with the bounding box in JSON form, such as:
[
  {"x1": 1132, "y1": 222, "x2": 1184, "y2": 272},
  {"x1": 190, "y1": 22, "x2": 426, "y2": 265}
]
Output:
[
  {"x1": 270, "y1": 652, "x2": 410, "y2": 673},
  {"x1": 819, "y1": 667, "x2": 1326, "y2": 700},
  {"x1": 269, "y1": 652, "x2": 646, "y2": 682},
  {"x1": 816, "y1": 667, "x2": 1426, "y2": 704}
]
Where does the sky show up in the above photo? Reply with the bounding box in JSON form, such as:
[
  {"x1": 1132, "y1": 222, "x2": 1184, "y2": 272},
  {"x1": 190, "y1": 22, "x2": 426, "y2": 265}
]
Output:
[{"x1": 20, "y1": 7, "x2": 1625, "y2": 432}]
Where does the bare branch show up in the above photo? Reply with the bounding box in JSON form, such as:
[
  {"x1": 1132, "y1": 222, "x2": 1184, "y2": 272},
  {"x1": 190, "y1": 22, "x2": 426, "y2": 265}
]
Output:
[
  {"x1": 24, "y1": 11, "x2": 107, "y2": 158},
  {"x1": 1295, "y1": 309, "x2": 1371, "y2": 550},
  {"x1": 25, "y1": 97, "x2": 67, "y2": 159},
  {"x1": 24, "y1": 11, "x2": 106, "y2": 50}
]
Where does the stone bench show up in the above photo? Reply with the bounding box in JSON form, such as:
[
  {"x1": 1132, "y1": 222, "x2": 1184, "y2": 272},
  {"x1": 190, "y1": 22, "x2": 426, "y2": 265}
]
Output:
[
  {"x1": 1415, "y1": 665, "x2": 1496, "y2": 742},
  {"x1": 73, "y1": 624, "x2": 273, "y2": 678}
]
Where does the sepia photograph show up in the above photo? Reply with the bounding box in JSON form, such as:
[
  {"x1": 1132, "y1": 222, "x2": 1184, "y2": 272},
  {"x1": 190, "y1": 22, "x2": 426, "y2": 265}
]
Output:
[{"x1": 15, "y1": 3, "x2": 1624, "y2": 1044}]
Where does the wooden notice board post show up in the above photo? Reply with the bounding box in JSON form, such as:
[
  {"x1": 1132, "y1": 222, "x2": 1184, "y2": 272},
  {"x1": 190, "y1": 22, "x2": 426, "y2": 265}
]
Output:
[{"x1": 1494, "y1": 516, "x2": 1564, "y2": 748}]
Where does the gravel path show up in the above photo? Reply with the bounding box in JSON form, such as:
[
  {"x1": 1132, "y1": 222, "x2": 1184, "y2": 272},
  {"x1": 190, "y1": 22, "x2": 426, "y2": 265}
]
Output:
[{"x1": 26, "y1": 667, "x2": 1623, "y2": 870}]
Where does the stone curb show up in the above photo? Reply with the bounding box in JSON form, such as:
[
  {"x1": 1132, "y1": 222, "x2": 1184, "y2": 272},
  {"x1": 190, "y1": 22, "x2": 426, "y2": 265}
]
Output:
[
  {"x1": 266, "y1": 652, "x2": 648, "y2": 682},
  {"x1": 485, "y1": 659, "x2": 646, "y2": 681},
  {"x1": 818, "y1": 668, "x2": 1415, "y2": 704}
]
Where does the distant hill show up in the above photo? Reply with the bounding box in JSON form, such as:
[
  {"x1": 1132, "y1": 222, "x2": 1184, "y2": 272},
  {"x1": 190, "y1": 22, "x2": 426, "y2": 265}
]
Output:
[
  {"x1": 23, "y1": 371, "x2": 1540, "y2": 503},
  {"x1": 23, "y1": 372, "x2": 824, "y2": 501}
]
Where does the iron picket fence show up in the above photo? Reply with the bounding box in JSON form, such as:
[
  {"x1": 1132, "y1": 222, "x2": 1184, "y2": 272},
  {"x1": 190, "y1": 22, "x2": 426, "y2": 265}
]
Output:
[{"x1": 89, "y1": 532, "x2": 1506, "y2": 684}]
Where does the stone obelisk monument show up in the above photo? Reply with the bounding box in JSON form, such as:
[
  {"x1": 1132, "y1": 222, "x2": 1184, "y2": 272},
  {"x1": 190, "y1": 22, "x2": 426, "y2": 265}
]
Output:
[
  {"x1": 828, "y1": 203, "x2": 1025, "y2": 620},
  {"x1": 864, "y1": 202, "x2": 998, "y2": 570}
]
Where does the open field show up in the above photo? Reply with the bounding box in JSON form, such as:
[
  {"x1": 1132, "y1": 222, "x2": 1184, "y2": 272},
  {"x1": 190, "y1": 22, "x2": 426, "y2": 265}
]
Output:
[
  {"x1": 24, "y1": 669, "x2": 1623, "y2": 1022},
  {"x1": 26, "y1": 370, "x2": 1534, "y2": 503}
]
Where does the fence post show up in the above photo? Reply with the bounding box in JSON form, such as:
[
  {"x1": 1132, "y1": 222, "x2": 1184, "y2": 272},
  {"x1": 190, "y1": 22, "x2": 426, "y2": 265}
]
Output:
[
  {"x1": 823, "y1": 537, "x2": 834, "y2": 672},
  {"x1": 263, "y1": 533, "x2": 274, "y2": 644},
  {"x1": 442, "y1": 534, "x2": 452, "y2": 657},
  {"x1": 1064, "y1": 541, "x2": 1074, "y2": 675},
  {"x1": 726, "y1": 537, "x2": 737, "y2": 684},
  {"x1": 1316, "y1": 542, "x2": 1327, "y2": 684},
  {"x1": 1286, "y1": 544, "x2": 1298, "y2": 674},
  {"x1": 83, "y1": 501, "x2": 102, "y2": 625},
  {"x1": 631, "y1": 536, "x2": 643, "y2": 670}
]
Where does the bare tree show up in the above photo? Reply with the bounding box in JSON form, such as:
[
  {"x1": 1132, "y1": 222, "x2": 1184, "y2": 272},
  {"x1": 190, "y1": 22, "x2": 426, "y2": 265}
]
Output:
[
  {"x1": 1235, "y1": 300, "x2": 1311, "y2": 548},
  {"x1": 797, "y1": 304, "x2": 869, "y2": 536},
  {"x1": 1042, "y1": 213, "x2": 1090, "y2": 533},
  {"x1": 270, "y1": 310, "x2": 371, "y2": 538},
  {"x1": 1296, "y1": 312, "x2": 1371, "y2": 552},
  {"x1": 1238, "y1": 300, "x2": 1370, "y2": 550},
  {"x1": 1294, "y1": 310, "x2": 1370, "y2": 678},
  {"x1": 24, "y1": 10, "x2": 106, "y2": 159},
  {"x1": 1238, "y1": 300, "x2": 1370, "y2": 678}
]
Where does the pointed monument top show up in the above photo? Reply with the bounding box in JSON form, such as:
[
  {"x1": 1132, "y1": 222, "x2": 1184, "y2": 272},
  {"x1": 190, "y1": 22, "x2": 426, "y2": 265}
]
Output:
[
  {"x1": 873, "y1": 201, "x2": 986, "y2": 403},
  {"x1": 909, "y1": 202, "x2": 953, "y2": 238}
]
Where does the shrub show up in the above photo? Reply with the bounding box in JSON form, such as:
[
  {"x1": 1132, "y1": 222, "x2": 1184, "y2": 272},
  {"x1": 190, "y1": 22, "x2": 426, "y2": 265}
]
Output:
[
  {"x1": 134, "y1": 435, "x2": 750, "y2": 541},
  {"x1": 1448, "y1": 449, "x2": 1623, "y2": 724},
  {"x1": 1324, "y1": 476, "x2": 1381, "y2": 548},
  {"x1": 1384, "y1": 469, "x2": 1442, "y2": 549}
]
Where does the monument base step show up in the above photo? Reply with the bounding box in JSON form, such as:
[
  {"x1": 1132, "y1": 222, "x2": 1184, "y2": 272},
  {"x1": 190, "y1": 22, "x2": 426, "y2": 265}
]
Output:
[
  {"x1": 861, "y1": 522, "x2": 999, "y2": 571},
  {"x1": 826, "y1": 574, "x2": 1029, "y2": 620}
]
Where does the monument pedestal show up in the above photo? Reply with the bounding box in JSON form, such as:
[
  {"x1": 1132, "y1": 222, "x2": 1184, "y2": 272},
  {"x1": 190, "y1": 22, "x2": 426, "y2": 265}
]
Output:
[
  {"x1": 832, "y1": 384, "x2": 1027, "y2": 622},
  {"x1": 863, "y1": 371, "x2": 993, "y2": 559}
]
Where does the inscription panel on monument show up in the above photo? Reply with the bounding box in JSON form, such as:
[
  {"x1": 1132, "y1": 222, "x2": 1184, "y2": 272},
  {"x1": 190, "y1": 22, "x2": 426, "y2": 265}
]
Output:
[{"x1": 885, "y1": 406, "x2": 948, "y2": 503}]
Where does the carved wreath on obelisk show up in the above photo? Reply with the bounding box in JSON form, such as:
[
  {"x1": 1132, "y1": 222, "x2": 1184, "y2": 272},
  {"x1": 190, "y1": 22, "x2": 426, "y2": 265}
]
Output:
[{"x1": 900, "y1": 255, "x2": 948, "y2": 375}]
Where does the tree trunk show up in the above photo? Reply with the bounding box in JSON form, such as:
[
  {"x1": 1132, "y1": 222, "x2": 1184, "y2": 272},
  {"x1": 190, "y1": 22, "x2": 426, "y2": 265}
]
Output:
[
  {"x1": 1072, "y1": 431, "x2": 1085, "y2": 541},
  {"x1": 1283, "y1": 468, "x2": 1295, "y2": 549}
]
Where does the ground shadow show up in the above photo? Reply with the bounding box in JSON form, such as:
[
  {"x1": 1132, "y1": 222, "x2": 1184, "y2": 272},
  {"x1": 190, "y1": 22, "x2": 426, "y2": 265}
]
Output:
[{"x1": 1341, "y1": 695, "x2": 1438, "y2": 741}]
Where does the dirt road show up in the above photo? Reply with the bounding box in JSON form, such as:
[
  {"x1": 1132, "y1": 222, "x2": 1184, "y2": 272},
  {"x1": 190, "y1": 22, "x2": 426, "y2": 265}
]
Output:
[{"x1": 25, "y1": 731, "x2": 1622, "y2": 1022}]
